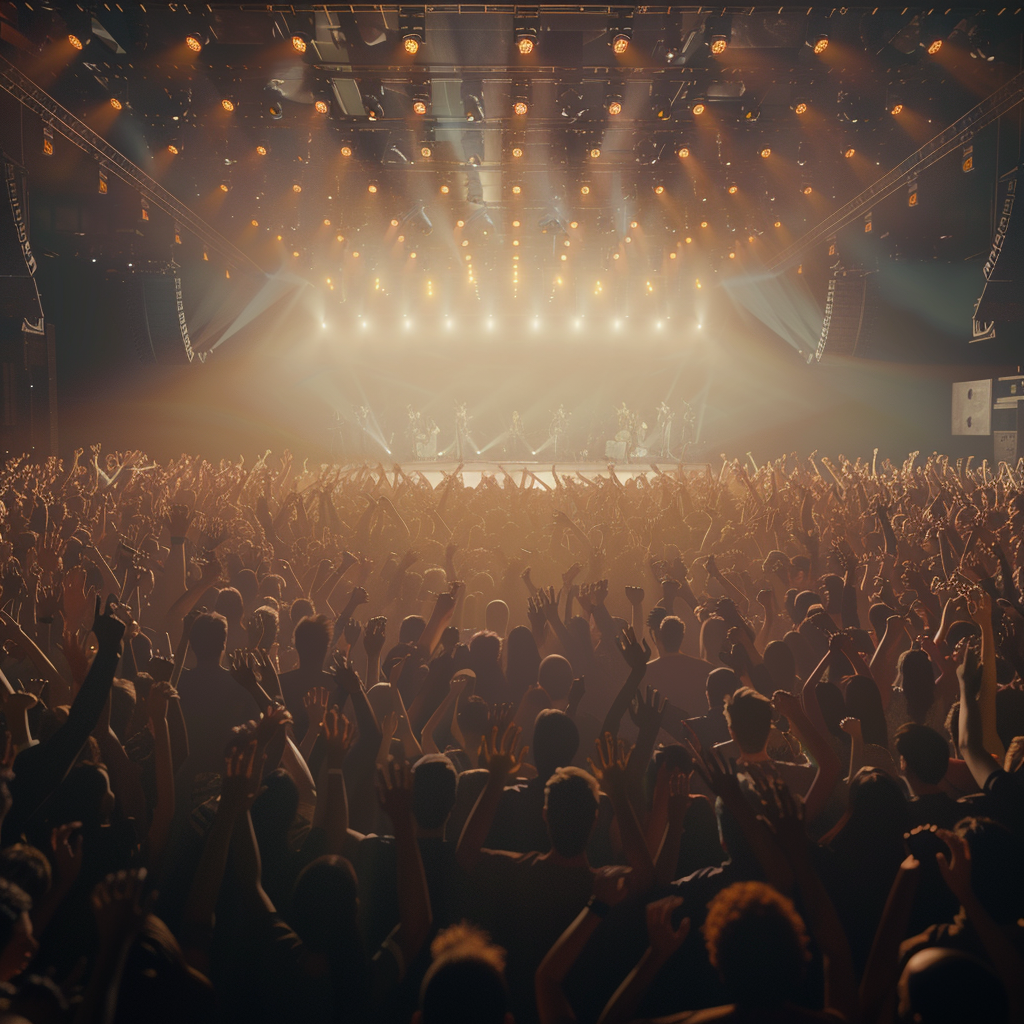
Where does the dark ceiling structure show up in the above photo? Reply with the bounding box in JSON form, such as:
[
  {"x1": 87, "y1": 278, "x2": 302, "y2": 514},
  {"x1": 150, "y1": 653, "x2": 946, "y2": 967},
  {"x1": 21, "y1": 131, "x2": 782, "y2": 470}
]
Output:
[{"x1": 1, "y1": 3, "x2": 1022, "y2": 338}]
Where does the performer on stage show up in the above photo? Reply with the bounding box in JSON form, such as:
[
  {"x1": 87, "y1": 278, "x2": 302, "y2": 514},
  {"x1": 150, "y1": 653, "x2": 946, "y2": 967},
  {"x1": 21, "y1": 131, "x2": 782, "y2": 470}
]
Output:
[
  {"x1": 454, "y1": 402, "x2": 470, "y2": 462},
  {"x1": 549, "y1": 405, "x2": 570, "y2": 459},
  {"x1": 507, "y1": 410, "x2": 529, "y2": 459},
  {"x1": 656, "y1": 401, "x2": 674, "y2": 459}
]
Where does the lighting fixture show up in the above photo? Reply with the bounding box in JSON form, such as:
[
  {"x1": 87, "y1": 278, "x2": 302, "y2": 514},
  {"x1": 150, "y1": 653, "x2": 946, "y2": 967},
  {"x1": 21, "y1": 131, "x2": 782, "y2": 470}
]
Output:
[
  {"x1": 677, "y1": 146, "x2": 690, "y2": 158},
  {"x1": 221, "y1": 98, "x2": 235, "y2": 112},
  {"x1": 314, "y1": 99, "x2": 329, "y2": 114},
  {"x1": 558, "y1": 88, "x2": 587, "y2": 120},
  {"x1": 515, "y1": 10, "x2": 539, "y2": 56},
  {"x1": 607, "y1": 97, "x2": 623, "y2": 116},
  {"x1": 364, "y1": 85, "x2": 385, "y2": 121},
  {"x1": 368, "y1": 183, "x2": 378, "y2": 193},
  {"x1": 186, "y1": 33, "x2": 204, "y2": 52},
  {"x1": 167, "y1": 143, "x2": 179, "y2": 155},
  {"x1": 844, "y1": 146, "x2": 855, "y2": 158},
  {"x1": 512, "y1": 146, "x2": 523, "y2": 158},
  {"x1": 219, "y1": 183, "x2": 229, "y2": 192},
  {"x1": 800, "y1": 183, "x2": 812, "y2": 194},
  {"x1": 413, "y1": 98, "x2": 427, "y2": 115},
  {"x1": 792, "y1": 98, "x2": 808, "y2": 115},
  {"x1": 109, "y1": 97, "x2": 122, "y2": 110},
  {"x1": 404, "y1": 35, "x2": 421, "y2": 54},
  {"x1": 69, "y1": 34, "x2": 84, "y2": 49},
  {"x1": 420, "y1": 145, "x2": 432, "y2": 158},
  {"x1": 812, "y1": 34, "x2": 828, "y2": 54},
  {"x1": 256, "y1": 144, "x2": 267, "y2": 155},
  {"x1": 691, "y1": 99, "x2": 706, "y2": 116},
  {"x1": 760, "y1": 146, "x2": 771, "y2": 158},
  {"x1": 440, "y1": 184, "x2": 450, "y2": 194},
  {"x1": 513, "y1": 99, "x2": 528, "y2": 116},
  {"x1": 889, "y1": 102, "x2": 903, "y2": 116},
  {"x1": 512, "y1": 184, "x2": 522, "y2": 194},
  {"x1": 341, "y1": 145, "x2": 353, "y2": 157},
  {"x1": 710, "y1": 35, "x2": 727, "y2": 55},
  {"x1": 293, "y1": 183, "x2": 302, "y2": 192},
  {"x1": 581, "y1": 185, "x2": 590, "y2": 195},
  {"x1": 727, "y1": 184, "x2": 738, "y2": 194},
  {"x1": 291, "y1": 34, "x2": 308, "y2": 53},
  {"x1": 654, "y1": 185, "x2": 665, "y2": 195},
  {"x1": 590, "y1": 147, "x2": 601, "y2": 159},
  {"x1": 610, "y1": 8, "x2": 633, "y2": 54},
  {"x1": 613, "y1": 33, "x2": 630, "y2": 54}
]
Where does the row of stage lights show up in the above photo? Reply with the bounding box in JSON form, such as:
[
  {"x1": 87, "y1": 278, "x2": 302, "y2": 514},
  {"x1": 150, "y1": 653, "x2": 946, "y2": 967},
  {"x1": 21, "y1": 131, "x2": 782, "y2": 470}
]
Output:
[{"x1": 346, "y1": 315, "x2": 695, "y2": 333}]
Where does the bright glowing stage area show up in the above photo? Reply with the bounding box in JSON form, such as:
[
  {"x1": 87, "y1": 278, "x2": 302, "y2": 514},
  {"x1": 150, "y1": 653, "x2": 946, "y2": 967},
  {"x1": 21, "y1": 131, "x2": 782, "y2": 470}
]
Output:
[{"x1": 345, "y1": 461, "x2": 713, "y2": 489}]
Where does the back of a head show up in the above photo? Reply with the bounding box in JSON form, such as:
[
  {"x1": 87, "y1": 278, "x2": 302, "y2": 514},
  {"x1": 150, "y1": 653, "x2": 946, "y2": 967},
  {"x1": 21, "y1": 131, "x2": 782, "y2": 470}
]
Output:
[
  {"x1": 897, "y1": 649, "x2": 936, "y2": 721},
  {"x1": 291, "y1": 856, "x2": 359, "y2": 951},
  {"x1": 533, "y1": 710, "x2": 579, "y2": 777},
  {"x1": 0, "y1": 846, "x2": 50, "y2": 904},
  {"x1": 214, "y1": 587, "x2": 244, "y2": 623},
  {"x1": 251, "y1": 769, "x2": 300, "y2": 845},
  {"x1": 412, "y1": 755, "x2": 458, "y2": 831},
  {"x1": 290, "y1": 598, "x2": 314, "y2": 625},
  {"x1": 845, "y1": 675, "x2": 888, "y2": 748},
  {"x1": 957, "y1": 816, "x2": 1024, "y2": 925},
  {"x1": 457, "y1": 693, "x2": 490, "y2": 741},
  {"x1": 846, "y1": 768, "x2": 909, "y2": 837},
  {"x1": 699, "y1": 616, "x2": 727, "y2": 663},
  {"x1": 705, "y1": 668, "x2": 739, "y2": 712},
  {"x1": 484, "y1": 600, "x2": 509, "y2": 637},
  {"x1": 470, "y1": 631, "x2": 501, "y2": 667},
  {"x1": 868, "y1": 602, "x2": 896, "y2": 639},
  {"x1": 762, "y1": 641, "x2": 797, "y2": 689},
  {"x1": 399, "y1": 615, "x2": 426, "y2": 644},
  {"x1": 544, "y1": 767, "x2": 599, "y2": 858},
  {"x1": 538, "y1": 654, "x2": 573, "y2": 702},
  {"x1": 724, "y1": 687, "x2": 773, "y2": 755},
  {"x1": 894, "y1": 723, "x2": 949, "y2": 785},
  {"x1": 419, "y1": 924, "x2": 509, "y2": 1024},
  {"x1": 659, "y1": 616, "x2": 685, "y2": 654},
  {"x1": 293, "y1": 615, "x2": 332, "y2": 667},
  {"x1": 898, "y1": 948, "x2": 1008, "y2": 1024},
  {"x1": 247, "y1": 605, "x2": 279, "y2": 649},
  {"x1": 646, "y1": 606, "x2": 669, "y2": 643},
  {"x1": 189, "y1": 612, "x2": 228, "y2": 662},
  {"x1": 793, "y1": 591, "x2": 821, "y2": 623},
  {"x1": 506, "y1": 626, "x2": 541, "y2": 689},
  {"x1": 703, "y1": 881, "x2": 809, "y2": 1008},
  {"x1": 234, "y1": 569, "x2": 258, "y2": 609}
]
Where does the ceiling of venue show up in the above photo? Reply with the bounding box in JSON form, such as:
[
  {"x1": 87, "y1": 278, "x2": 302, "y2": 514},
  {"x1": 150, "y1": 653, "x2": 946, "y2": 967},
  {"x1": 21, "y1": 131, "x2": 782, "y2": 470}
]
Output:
[{"x1": 1, "y1": 3, "x2": 1021, "y2": 328}]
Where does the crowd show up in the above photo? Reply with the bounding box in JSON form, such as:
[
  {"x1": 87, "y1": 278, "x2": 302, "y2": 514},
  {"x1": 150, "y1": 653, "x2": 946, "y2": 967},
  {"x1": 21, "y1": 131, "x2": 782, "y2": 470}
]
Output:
[{"x1": 0, "y1": 444, "x2": 1018, "y2": 1023}]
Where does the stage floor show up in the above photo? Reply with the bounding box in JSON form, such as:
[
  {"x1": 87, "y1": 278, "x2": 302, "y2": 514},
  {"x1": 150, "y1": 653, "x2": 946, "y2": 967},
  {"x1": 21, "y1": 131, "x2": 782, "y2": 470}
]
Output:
[{"x1": 346, "y1": 460, "x2": 713, "y2": 488}]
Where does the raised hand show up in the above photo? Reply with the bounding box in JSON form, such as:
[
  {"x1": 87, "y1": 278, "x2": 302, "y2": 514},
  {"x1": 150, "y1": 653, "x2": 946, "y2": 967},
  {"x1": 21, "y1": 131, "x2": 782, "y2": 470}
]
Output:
[
  {"x1": 666, "y1": 770, "x2": 691, "y2": 828},
  {"x1": 91, "y1": 596, "x2": 126, "y2": 653},
  {"x1": 838, "y1": 716, "x2": 863, "y2": 741},
  {"x1": 589, "y1": 731, "x2": 632, "y2": 796},
  {"x1": 342, "y1": 619, "x2": 363, "y2": 650},
  {"x1": 629, "y1": 686, "x2": 666, "y2": 732},
  {"x1": 363, "y1": 616, "x2": 387, "y2": 660},
  {"x1": 561, "y1": 561, "x2": 583, "y2": 587},
  {"x1": 935, "y1": 828, "x2": 973, "y2": 907},
  {"x1": 332, "y1": 652, "x2": 364, "y2": 696},
  {"x1": 616, "y1": 626, "x2": 652, "y2": 671},
  {"x1": 624, "y1": 585, "x2": 645, "y2": 607},
  {"x1": 322, "y1": 708, "x2": 355, "y2": 769},
  {"x1": 303, "y1": 686, "x2": 330, "y2": 728},
  {"x1": 377, "y1": 758, "x2": 415, "y2": 823},
  {"x1": 478, "y1": 721, "x2": 526, "y2": 779},
  {"x1": 90, "y1": 868, "x2": 152, "y2": 947},
  {"x1": 164, "y1": 503, "x2": 194, "y2": 538},
  {"x1": 645, "y1": 896, "x2": 691, "y2": 957},
  {"x1": 147, "y1": 680, "x2": 177, "y2": 723},
  {"x1": 592, "y1": 864, "x2": 632, "y2": 907},
  {"x1": 228, "y1": 650, "x2": 262, "y2": 698}
]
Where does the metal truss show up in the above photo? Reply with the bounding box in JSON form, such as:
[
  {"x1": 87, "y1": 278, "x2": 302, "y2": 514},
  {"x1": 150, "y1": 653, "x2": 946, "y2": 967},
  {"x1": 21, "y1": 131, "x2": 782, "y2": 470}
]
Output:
[
  {"x1": 0, "y1": 55, "x2": 264, "y2": 275},
  {"x1": 766, "y1": 67, "x2": 1024, "y2": 273}
]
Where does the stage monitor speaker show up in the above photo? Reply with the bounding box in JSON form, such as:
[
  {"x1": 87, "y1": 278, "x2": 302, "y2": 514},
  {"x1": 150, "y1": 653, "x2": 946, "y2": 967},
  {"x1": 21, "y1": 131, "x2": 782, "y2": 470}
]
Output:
[
  {"x1": 951, "y1": 379, "x2": 992, "y2": 435},
  {"x1": 115, "y1": 274, "x2": 192, "y2": 364}
]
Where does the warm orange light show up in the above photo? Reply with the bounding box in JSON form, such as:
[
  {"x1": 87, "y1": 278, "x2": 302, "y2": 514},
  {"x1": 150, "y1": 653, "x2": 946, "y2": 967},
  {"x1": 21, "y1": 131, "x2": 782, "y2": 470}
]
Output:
[
  {"x1": 513, "y1": 220, "x2": 521, "y2": 227},
  {"x1": 323, "y1": 219, "x2": 331, "y2": 226},
  {"x1": 590, "y1": 147, "x2": 601, "y2": 159},
  {"x1": 513, "y1": 100, "x2": 528, "y2": 115},
  {"x1": 341, "y1": 145, "x2": 352, "y2": 157},
  {"x1": 581, "y1": 185, "x2": 590, "y2": 195},
  {"x1": 391, "y1": 218, "x2": 400, "y2": 226},
  {"x1": 219, "y1": 183, "x2": 229, "y2": 192},
  {"x1": 368, "y1": 184, "x2": 378, "y2": 193},
  {"x1": 728, "y1": 184, "x2": 738, "y2": 194},
  {"x1": 251, "y1": 219, "x2": 259, "y2": 226},
  {"x1": 927, "y1": 39, "x2": 942, "y2": 55},
  {"x1": 677, "y1": 146, "x2": 690, "y2": 158},
  {"x1": 669, "y1": 251, "x2": 677, "y2": 259},
  {"x1": 685, "y1": 237, "x2": 692, "y2": 243},
  {"x1": 292, "y1": 35, "x2": 307, "y2": 53},
  {"x1": 890, "y1": 103, "x2": 903, "y2": 115},
  {"x1": 167, "y1": 144, "x2": 179, "y2": 155},
  {"x1": 512, "y1": 185, "x2": 522, "y2": 194},
  {"x1": 710, "y1": 37, "x2": 727, "y2": 55},
  {"x1": 69, "y1": 34, "x2": 83, "y2": 50},
  {"x1": 654, "y1": 185, "x2": 665, "y2": 194},
  {"x1": 293, "y1": 184, "x2": 302, "y2": 193},
  {"x1": 256, "y1": 145, "x2": 267, "y2": 155},
  {"x1": 802, "y1": 184, "x2": 812, "y2": 194},
  {"x1": 186, "y1": 34, "x2": 202, "y2": 52},
  {"x1": 512, "y1": 146, "x2": 523, "y2": 158},
  {"x1": 608, "y1": 100, "x2": 622, "y2": 115},
  {"x1": 844, "y1": 147, "x2": 856, "y2": 158},
  {"x1": 413, "y1": 99, "x2": 427, "y2": 115},
  {"x1": 404, "y1": 36, "x2": 420, "y2": 54},
  {"x1": 440, "y1": 184, "x2": 450, "y2": 194},
  {"x1": 569, "y1": 220, "x2": 578, "y2": 229},
  {"x1": 774, "y1": 220, "x2": 781, "y2": 227},
  {"x1": 517, "y1": 36, "x2": 535, "y2": 55},
  {"x1": 612, "y1": 34, "x2": 629, "y2": 55},
  {"x1": 700, "y1": 221, "x2": 708, "y2": 228},
  {"x1": 457, "y1": 219, "x2": 465, "y2": 227},
  {"x1": 420, "y1": 145, "x2": 432, "y2": 158},
  {"x1": 692, "y1": 102, "x2": 706, "y2": 116},
  {"x1": 813, "y1": 37, "x2": 828, "y2": 54},
  {"x1": 110, "y1": 97, "x2": 122, "y2": 110},
  {"x1": 794, "y1": 101, "x2": 807, "y2": 115},
  {"x1": 221, "y1": 99, "x2": 234, "y2": 111},
  {"x1": 760, "y1": 147, "x2": 771, "y2": 158},
  {"x1": 315, "y1": 99, "x2": 329, "y2": 114},
  {"x1": 729, "y1": 251, "x2": 736, "y2": 259}
]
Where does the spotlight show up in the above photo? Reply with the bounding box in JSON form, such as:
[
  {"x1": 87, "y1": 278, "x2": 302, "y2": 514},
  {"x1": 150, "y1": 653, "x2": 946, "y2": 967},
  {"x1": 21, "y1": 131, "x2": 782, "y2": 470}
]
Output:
[
  {"x1": 512, "y1": 145, "x2": 524, "y2": 159},
  {"x1": 69, "y1": 34, "x2": 84, "y2": 50},
  {"x1": 440, "y1": 184, "x2": 450, "y2": 194},
  {"x1": 266, "y1": 88, "x2": 284, "y2": 119},
  {"x1": 843, "y1": 146, "x2": 855, "y2": 158},
  {"x1": 340, "y1": 144, "x2": 353, "y2": 157},
  {"x1": 889, "y1": 101, "x2": 904, "y2": 116},
  {"x1": 400, "y1": 5, "x2": 426, "y2": 55},
  {"x1": 256, "y1": 143, "x2": 267, "y2": 155},
  {"x1": 590, "y1": 146, "x2": 601, "y2": 159},
  {"x1": 420, "y1": 144, "x2": 432, "y2": 158},
  {"x1": 811, "y1": 33, "x2": 828, "y2": 54},
  {"x1": 167, "y1": 143, "x2": 180, "y2": 155},
  {"x1": 654, "y1": 184, "x2": 665, "y2": 195},
  {"x1": 293, "y1": 183, "x2": 302, "y2": 192},
  {"x1": 710, "y1": 35, "x2": 727, "y2": 55},
  {"x1": 677, "y1": 145, "x2": 690, "y2": 158},
  {"x1": 186, "y1": 32, "x2": 207, "y2": 52},
  {"x1": 607, "y1": 92, "x2": 623, "y2": 116},
  {"x1": 518, "y1": 35, "x2": 535, "y2": 55},
  {"x1": 792, "y1": 98, "x2": 808, "y2": 115},
  {"x1": 314, "y1": 99, "x2": 329, "y2": 114},
  {"x1": 691, "y1": 98, "x2": 706, "y2": 116},
  {"x1": 291, "y1": 33, "x2": 308, "y2": 53},
  {"x1": 581, "y1": 184, "x2": 591, "y2": 195},
  {"x1": 612, "y1": 33, "x2": 630, "y2": 54},
  {"x1": 109, "y1": 97, "x2": 123, "y2": 111},
  {"x1": 363, "y1": 84, "x2": 385, "y2": 120},
  {"x1": 760, "y1": 146, "x2": 771, "y2": 158},
  {"x1": 368, "y1": 183, "x2": 378, "y2": 193},
  {"x1": 800, "y1": 183, "x2": 812, "y2": 194},
  {"x1": 221, "y1": 98, "x2": 235, "y2": 112},
  {"x1": 404, "y1": 35, "x2": 420, "y2": 54},
  {"x1": 727, "y1": 183, "x2": 738, "y2": 194},
  {"x1": 513, "y1": 98, "x2": 529, "y2": 116},
  {"x1": 515, "y1": 10, "x2": 539, "y2": 55},
  {"x1": 219, "y1": 182, "x2": 230, "y2": 192},
  {"x1": 413, "y1": 98, "x2": 427, "y2": 115},
  {"x1": 511, "y1": 184, "x2": 522, "y2": 194},
  {"x1": 463, "y1": 82, "x2": 485, "y2": 122}
]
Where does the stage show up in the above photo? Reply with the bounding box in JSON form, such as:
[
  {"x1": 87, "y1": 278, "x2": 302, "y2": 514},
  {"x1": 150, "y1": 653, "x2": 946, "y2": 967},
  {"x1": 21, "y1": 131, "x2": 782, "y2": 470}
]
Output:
[{"x1": 342, "y1": 460, "x2": 714, "y2": 489}]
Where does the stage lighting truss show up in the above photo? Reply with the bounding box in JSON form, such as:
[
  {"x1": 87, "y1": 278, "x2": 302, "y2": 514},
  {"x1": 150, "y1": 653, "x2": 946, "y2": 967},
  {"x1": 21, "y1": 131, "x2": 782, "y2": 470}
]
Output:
[
  {"x1": 514, "y1": 7, "x2": 539, "y2": 55},
  {"x1": 462, "y1": 79, "x2": 485, "y2": 122},
  {"x1": 609, "y1": 7, "x2": 633, "y2": 54},
  {"x1": 558, "y1": 87, "x2": 587, "y2": 121}
]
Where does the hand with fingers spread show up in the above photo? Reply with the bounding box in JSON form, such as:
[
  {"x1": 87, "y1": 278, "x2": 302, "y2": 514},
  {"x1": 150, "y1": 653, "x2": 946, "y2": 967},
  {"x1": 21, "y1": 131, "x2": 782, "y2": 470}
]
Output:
[
  {"x1": 322, "y1": 708, "x2": 355, "y2": 769},
  {"x1": 363, "y1": 616, "x2": 388, "y2": 661},
  {"x1": 666, "y1": 770, "x2": 692, "y2": 829},
  {"x1": 91, "y1": 595, "x2": 126, "y2": 653},
  {"x1": 478, "y1": 721, "x2": 527, "y2": 780},
  {"x1": 303, "y1": 686, "x2": 331, "y2": 729},
  {"x1": 616, "y1": 626, "x2": 652, "y2": 672},
  {"x1": 589, "y1": 732, "x2": 632, "y2": 797},
  {"x1": 91, "y1": 868, "x2": 152, "y2": 947},
  {"x1": 645, "y1": 896, "x2": 691, "y2": 958},
  {"x1": 624, "y1": 585, "x2": 645, "y2": 607},
  {"x1": 838, "y1": 716, "x2": 862, "y2": 741},
  {"x1": 229, "y1": 650, "x2": 263, "y2": 700},
  {"x1": 332, "y1": 652, "x2": 364, "y2": 696},
  {"x1": 629, "y1": 686, "x2": 665, "y2": 733},
  {"x1": 221, "y1": 736, "x2": 259, "y2": 810},
  {"x1": 377, "y1": 757, "x2": 414, "y2": 823},
  {"x1": 342, "y1": 619, "x2": 363, "y2": 650}
]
